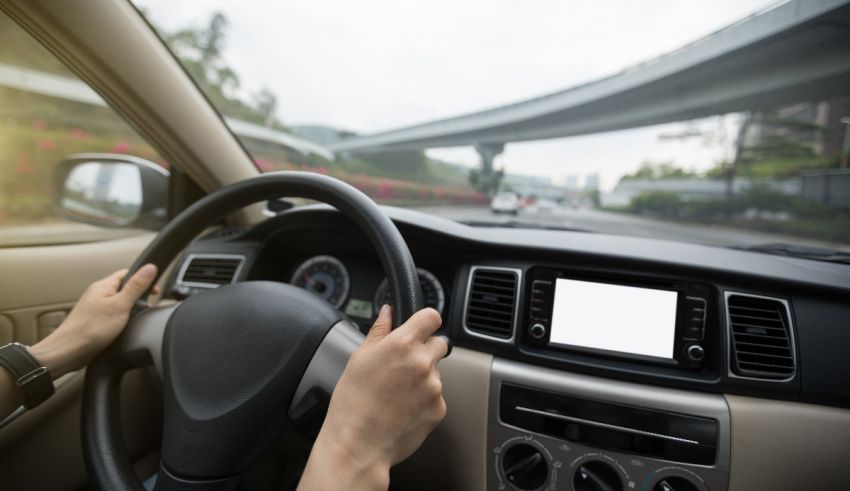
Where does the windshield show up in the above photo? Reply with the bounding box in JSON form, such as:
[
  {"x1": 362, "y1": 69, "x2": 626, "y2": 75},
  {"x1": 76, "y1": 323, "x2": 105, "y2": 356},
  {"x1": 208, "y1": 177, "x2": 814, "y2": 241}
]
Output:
[{"x1": 136, "y1": 0, "x2": 850, "y2": 255}]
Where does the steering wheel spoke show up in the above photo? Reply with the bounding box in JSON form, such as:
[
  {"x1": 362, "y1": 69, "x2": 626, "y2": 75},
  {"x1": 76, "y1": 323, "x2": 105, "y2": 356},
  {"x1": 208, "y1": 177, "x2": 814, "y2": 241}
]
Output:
[
  {"x1": 115, "y1": 303, "x2": 179, "y2": 376},
  {"x1": 289, "y1": 319, "x2": 365, "y2": 419}
]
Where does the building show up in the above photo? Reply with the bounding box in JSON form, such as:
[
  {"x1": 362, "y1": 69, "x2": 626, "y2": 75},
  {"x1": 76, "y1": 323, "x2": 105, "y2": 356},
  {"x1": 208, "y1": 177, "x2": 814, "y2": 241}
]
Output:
[{"x1": 741, "y1": 96, "x2": 850, "y2": 161}]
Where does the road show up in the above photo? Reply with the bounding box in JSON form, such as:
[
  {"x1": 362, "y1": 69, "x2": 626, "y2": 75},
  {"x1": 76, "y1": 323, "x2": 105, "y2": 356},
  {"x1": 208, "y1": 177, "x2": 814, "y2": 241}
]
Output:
[{"x1": 412, "y1": 205, "x2": 849, "y2": 251}]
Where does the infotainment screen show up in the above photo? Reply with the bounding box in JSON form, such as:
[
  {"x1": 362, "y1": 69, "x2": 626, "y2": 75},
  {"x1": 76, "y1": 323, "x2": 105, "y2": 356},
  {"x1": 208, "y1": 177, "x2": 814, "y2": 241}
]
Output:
[{"x1": 549, "y1": 278, "x2": 678, "y2": 359}]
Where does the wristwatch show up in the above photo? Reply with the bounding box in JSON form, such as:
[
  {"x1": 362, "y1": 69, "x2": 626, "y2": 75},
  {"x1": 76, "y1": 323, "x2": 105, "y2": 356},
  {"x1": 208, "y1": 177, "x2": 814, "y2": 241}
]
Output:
[{"x1": 0, "y1": 342, "x2": 55, "y2": 409}]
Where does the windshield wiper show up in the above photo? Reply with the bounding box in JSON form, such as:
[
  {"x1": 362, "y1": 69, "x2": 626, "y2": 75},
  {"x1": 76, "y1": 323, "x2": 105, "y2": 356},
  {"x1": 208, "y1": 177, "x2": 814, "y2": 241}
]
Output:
[
  {"x1": 732, "y1": 243, "x2": 850, "y2": 265},
  {"x1": 461, "y1": 220, "x2": 593, "y2": 233}
]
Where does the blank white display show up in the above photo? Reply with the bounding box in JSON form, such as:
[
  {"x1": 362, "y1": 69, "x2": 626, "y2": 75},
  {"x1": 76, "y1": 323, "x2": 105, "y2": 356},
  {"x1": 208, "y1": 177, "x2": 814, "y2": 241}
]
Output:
[{"x1": 549, "y1": 279, "x2": 678, "y2": 359}]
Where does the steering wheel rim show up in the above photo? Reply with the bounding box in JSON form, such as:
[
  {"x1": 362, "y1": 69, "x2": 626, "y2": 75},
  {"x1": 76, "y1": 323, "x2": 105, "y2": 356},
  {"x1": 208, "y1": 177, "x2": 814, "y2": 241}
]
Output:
[{"x1": 82, "y1": 171, "x2": 423, "y2": 490}]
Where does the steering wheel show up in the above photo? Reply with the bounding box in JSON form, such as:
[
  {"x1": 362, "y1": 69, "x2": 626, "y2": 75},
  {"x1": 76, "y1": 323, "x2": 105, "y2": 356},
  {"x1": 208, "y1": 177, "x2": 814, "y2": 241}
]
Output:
[{"x1": 81, "y1": 172, "x2": 423, "y2": 490}]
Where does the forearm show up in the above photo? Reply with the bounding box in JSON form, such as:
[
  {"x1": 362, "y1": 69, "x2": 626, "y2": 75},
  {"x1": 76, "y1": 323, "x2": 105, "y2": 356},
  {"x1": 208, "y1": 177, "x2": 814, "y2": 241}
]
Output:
[{"x1": 297, "y1": 433, "x2": 389, "y2": 491}]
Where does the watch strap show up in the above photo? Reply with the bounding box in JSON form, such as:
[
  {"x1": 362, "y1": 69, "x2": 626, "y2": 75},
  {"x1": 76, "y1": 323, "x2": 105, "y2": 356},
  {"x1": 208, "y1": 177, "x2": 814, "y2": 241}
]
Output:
[{"x1": 0, "y1": 343, "x2": 55, "y2": 409}]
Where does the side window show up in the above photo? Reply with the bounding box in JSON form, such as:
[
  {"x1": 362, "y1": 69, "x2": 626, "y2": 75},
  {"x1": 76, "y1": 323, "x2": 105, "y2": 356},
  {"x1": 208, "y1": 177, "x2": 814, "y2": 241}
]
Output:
[{"x1": 0, "y1": 11, "x2": 169, "y2": 245}]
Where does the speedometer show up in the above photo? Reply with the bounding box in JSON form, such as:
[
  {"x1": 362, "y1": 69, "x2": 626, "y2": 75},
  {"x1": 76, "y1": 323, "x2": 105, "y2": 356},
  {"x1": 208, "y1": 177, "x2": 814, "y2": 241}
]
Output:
[
  {"x1": 373, "y1": 268, "x2": 445, "y2": 315},
  {"x1": 290, "y1": 255, "x2": 350, "y2": 309}
]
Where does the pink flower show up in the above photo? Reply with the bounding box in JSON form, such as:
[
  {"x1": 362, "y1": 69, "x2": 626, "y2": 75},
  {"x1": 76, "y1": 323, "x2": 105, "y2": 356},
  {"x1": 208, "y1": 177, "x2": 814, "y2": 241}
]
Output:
[
  {"x1": 255, "y1": 158, "x2": 273, "y2": 172},
  {"x1": 70, "y1": 128, "x2": 92, "y2": 140},
  {"x1": 110, "y1": 141, "x2": 131, "y2": 153},
  {"x1": 33, "y1": 120, "x2": 47, "y2": 130},
  {"x1": 37, "y1": 139, "x2": 56, "y2": 150},
  {"x1": 15, "y1": 164, "x2": 33, "y2": 175},
  {"x1": 377, "y1": 180, "x2": 396, "y2": 200}
]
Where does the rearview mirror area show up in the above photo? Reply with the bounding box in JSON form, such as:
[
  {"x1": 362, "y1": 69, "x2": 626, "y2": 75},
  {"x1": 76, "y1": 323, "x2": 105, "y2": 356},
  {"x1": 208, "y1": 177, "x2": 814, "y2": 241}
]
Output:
[{"x1": 55, "y1": 154, "x2": 169, "y2": 230}]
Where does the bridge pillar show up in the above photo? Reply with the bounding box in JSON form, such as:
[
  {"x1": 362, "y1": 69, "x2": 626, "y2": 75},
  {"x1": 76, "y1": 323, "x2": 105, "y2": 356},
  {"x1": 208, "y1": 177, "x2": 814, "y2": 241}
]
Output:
[{"x1": 473, "y1": 143, "x2": 506, "y2": 196}]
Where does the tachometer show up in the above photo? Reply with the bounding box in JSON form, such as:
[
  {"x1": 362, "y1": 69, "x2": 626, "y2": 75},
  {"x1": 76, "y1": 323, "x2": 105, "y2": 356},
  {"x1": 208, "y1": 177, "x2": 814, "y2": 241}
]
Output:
[
  {"x1": 373, "y1": 268, "x2": 445, "y2": 315},
  {"x1": 290, "y1": 255, "x2": 350, "y2": 309}
]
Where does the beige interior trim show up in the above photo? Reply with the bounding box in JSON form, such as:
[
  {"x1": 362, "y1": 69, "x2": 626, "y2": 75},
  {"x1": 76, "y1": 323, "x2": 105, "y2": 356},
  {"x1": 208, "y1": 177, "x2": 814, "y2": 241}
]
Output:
[
  {"x1": 0, "y1": 0, "x2": 257, "y2": 194},
  {"x1": 391, "y1": 348, "x2": 492, "y2": 491},
  {"x1": 726, "y1": 394, "x2": 850, "y2": 491},
  {"x1": 0, "y1": 233, "x2": 155, "y2": 311},
  {"x1": 0, "y1": 368, "x2": 163, "y2": 490}
]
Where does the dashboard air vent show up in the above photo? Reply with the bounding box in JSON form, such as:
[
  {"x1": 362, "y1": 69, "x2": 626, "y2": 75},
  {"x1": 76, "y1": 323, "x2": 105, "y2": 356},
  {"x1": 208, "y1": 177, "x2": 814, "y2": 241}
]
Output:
[
  {"x1": 464, "y1": 267, "x2": 520, "y2": 340},
  {"x1": 178, "y1": 254, "x2": 245, "y2": 288},
  {"x1": 727, "y1": 293, "x2": 795, "y2": 380}
]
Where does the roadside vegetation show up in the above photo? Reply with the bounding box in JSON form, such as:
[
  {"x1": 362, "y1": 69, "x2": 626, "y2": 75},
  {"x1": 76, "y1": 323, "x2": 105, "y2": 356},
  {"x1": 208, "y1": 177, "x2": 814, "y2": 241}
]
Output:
[{"x1": 0, "y1": 12, "x2": 484, "y2": 227}]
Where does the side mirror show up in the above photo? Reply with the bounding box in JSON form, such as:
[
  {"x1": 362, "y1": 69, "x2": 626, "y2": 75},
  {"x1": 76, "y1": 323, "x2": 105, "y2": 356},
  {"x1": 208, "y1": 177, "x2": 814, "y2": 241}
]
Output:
[{"x1": 55, "y1": 153, "x2": 169, "y2": 230}]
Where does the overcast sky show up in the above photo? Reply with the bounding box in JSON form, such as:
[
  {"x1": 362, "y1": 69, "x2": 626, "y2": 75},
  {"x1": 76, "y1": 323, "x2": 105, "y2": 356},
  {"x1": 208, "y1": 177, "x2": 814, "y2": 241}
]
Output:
[{"x1": 137, "y1": 0, "x2": 777, "y2": 190}]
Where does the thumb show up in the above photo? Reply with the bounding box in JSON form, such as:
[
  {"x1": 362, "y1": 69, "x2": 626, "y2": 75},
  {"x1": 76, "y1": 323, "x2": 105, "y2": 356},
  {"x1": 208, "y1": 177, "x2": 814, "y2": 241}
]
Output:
[
  {"x1": 365, "y1": 304, "x2": 392, "y2": 344},
  {"x1": 119, "y1": 264, "x2": 158, "y2": 305}
]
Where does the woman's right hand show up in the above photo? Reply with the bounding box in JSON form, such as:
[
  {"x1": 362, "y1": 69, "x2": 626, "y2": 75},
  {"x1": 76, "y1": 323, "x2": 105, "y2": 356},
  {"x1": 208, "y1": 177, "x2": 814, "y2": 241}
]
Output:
[{"x1": 297, "y1": 305, "x2": 448, "y2": 491}]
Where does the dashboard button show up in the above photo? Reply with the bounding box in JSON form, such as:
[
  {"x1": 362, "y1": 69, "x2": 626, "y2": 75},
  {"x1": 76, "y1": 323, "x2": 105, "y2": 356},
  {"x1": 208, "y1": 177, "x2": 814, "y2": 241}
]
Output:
[
  {"x1": 529, "y1": 323, "x2": 547, "y2": 339},
  {"x1": 686, "y1": 344, "x2": 705, "y2": 362}
]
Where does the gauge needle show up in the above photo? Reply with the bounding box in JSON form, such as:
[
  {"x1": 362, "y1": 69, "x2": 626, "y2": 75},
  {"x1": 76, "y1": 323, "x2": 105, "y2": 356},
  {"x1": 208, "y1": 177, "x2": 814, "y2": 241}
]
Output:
[{"x1": 302, "y1": 273, "x2": 316, "y2": 287}]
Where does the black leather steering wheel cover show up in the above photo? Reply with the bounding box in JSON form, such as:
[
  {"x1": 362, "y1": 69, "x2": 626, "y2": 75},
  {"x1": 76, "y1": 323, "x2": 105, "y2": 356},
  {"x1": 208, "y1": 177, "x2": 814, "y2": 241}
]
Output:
[{"x1": 83, "y1": 171, "x2": 421, "y2": 490}]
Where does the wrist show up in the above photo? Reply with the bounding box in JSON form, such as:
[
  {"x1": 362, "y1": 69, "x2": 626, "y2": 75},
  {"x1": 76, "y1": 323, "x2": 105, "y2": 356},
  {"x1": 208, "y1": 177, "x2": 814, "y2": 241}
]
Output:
[
  {"x1": 29, "y1": 335, "x2": 77, "y2": 379},
  {"x1": 302, "y1": 432, "x2": 390, "y2": 491}
]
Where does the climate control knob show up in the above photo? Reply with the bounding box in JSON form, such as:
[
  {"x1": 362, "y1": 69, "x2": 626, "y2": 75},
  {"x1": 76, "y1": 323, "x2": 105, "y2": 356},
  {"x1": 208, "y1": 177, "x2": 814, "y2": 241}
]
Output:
[
  {"x1": 573, "y1": 461, "x2": 622, "y2": 491},
  {"x1": 654, "y1": 476, "x2": 701, "y2": 491},
  {"x1": 501, "y1": 443, "x2": 548, "y2": 490}
]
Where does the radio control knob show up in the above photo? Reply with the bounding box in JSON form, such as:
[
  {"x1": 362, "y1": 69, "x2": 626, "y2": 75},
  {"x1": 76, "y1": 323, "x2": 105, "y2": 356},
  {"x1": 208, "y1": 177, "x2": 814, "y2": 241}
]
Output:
[
  {"x1": 686, "y1": 344, "x2": 705, "y2": 362},
  {"x1": 529, "y1": 323, "x2": 547, "y2": 339}
]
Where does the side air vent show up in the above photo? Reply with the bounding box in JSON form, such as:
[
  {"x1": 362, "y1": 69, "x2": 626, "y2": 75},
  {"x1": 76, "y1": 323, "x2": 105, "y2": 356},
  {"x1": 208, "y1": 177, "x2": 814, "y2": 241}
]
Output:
[
  {"x1": 726, "y1": 293, "x2": 796, "y2": 380},
  {"x1": 464, "y1": 267, "x2": 521, "y2": 341},
  {"x1": 177, "y1": 254, "x2": 245, "y2": 288}
]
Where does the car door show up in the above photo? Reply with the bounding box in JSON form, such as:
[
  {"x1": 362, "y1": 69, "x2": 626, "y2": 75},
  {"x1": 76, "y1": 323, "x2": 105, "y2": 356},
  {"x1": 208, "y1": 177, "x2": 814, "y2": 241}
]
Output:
[{"x1": 0, "y1": 11, "x2": 165, "y2": 489}]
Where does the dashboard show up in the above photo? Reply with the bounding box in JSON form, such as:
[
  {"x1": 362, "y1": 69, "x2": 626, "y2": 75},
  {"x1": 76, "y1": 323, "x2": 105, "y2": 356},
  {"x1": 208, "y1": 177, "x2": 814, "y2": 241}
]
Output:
[{"x1": 166, "y1": 204, "x2": 850, "y2": 491}]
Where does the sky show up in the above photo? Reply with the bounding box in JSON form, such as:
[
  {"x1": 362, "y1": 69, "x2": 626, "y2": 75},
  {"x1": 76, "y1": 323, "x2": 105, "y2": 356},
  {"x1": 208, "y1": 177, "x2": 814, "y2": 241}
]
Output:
[{"x1": 136, "y1": 0, "x2": 778, "y2": 190}]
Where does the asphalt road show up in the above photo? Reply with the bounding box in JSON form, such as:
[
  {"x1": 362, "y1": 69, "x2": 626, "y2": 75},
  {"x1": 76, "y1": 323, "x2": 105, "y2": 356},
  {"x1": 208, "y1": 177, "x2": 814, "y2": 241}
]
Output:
[{"x1": 412, "y1": 205, "x2": 849, "y2": 251}]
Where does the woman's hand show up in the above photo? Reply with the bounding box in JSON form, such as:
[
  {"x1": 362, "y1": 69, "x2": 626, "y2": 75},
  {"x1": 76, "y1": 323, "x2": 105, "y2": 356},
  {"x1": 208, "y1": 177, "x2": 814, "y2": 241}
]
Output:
[
  {"x1": 298, "y1": 305, "x2": 448, "y2": 491},
  {"x1": 29, "y1": 264, "x2": 158, "y2": 378}
]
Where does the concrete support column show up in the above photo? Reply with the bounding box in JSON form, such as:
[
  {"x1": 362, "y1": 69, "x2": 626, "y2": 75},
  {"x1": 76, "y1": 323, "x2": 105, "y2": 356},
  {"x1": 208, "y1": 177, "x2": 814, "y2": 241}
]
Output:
[{"x1": 473, "y1": 142, "x2": 505, "y2": 196}]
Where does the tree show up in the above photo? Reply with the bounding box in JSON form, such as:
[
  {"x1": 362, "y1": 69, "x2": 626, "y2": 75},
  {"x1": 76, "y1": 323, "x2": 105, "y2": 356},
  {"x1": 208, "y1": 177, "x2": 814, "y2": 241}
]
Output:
[
  {"x1": 161, "y1": 13, "x2": 286, "y2": 130},
  {"x1": 619, "y1": 161, "x2": 697, "y2": 181},
  {"x1": 253, "y1": 89, "x2": 278, "y2": 128}
]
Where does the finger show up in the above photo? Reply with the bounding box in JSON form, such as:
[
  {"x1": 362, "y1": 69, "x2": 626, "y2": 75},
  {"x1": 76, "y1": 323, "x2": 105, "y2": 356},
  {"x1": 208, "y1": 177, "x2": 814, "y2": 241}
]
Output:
[
  {"x1": 118, "y1": 264, "x2": 158, "y2": 305},
  {"x1": 424, "y1": 335, "x2": 449, "y2": 361},
  {"x1": 365, "y1": 304, "x2": 392, "y2": 344},
  {"x1": 396, "y1": 308, "x2": 442, "y2": 341},
  {"x1": 99, "y1": 268, "x2": 130, "y2": 291}
]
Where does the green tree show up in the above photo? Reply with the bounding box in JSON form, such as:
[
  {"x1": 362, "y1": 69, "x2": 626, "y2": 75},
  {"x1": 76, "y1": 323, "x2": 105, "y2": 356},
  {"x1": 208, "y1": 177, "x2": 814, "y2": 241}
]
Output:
[{"x1": 162, "y1": 12, "x2": 286, "y2": 130}]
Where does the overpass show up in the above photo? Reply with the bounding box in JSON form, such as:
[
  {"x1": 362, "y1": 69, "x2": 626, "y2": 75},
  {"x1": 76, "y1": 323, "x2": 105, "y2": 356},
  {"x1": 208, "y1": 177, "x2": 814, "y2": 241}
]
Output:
[{"x1": 329, "y1": 0, "x2": 850, "y2": 180}]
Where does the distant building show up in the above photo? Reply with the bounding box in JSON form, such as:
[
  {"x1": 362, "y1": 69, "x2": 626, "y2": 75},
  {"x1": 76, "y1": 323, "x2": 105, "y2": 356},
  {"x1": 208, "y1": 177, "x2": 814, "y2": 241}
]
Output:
[
  {"x1": 584, "y1": 174, "x2": 599, "y2": 191},
  {"x1": 742, "y1": 96, "x2": 850, "y2": 160},
  {"x1": 565, "y1": 175, "x2": 579, "y2": 190}
]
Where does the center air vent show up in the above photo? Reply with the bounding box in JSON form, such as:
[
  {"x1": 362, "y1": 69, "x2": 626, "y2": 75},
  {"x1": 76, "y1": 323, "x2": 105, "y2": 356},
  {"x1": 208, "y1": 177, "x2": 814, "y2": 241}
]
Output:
[
  {"x1": 464, "y1": 267, "x2": 521, "y2": 340},
  {"x1": 726, "y1": 293, "x2": 796, "y2": 380},
  {"x1": 178, "y1": 254, "x2": 245, "y2": 288}
]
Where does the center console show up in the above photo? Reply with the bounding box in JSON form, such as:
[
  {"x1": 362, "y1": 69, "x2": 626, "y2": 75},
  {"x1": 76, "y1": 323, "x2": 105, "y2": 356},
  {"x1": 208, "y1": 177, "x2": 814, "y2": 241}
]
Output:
[{"x1": 488, "y1": 358, "x2": 730, "y2": 491}]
